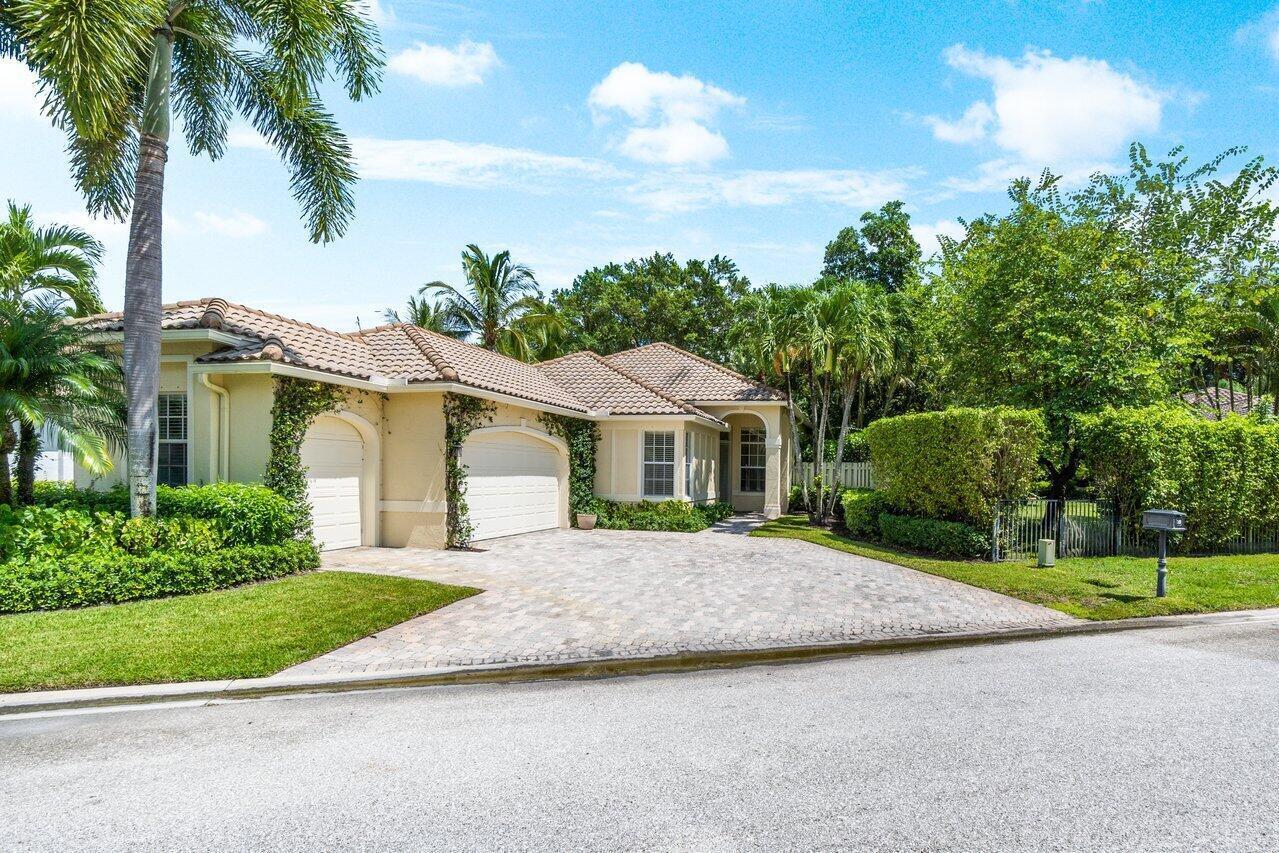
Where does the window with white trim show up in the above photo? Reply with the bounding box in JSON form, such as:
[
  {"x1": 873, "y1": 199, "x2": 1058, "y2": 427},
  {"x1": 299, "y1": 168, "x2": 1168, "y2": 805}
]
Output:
[
  {"x1": 684, "y1": 431, "x2": 693, "y2": 496},
  {"x1": 739, "y1": 427, "x2": 765, "y2": 493},
  {"x1": 157, "y1": 393, "x2": 188, "y2": 486},
  {"x1": 643, "y1": 431, "x2": 675, "y2": 497}
]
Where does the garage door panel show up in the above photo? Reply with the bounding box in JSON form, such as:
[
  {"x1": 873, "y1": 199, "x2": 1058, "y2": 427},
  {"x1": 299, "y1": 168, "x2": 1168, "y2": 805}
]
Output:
[
  {"x1": 461, "y1": 433, "x2": 563, "y2": 541},
  {"x1": 301, "y1": 419, "x2": 364, "y2": 551}
]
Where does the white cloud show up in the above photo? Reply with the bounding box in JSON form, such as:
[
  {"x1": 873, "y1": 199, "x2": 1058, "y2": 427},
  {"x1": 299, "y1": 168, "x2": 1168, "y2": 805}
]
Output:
[
  {"x1": 938, "y1": 156, "x2": 1114, "y2": 194},
  {"x1": 629, "y1": 168, "x2": 917, "y2": 214},
  {"x1": 355, "y1": 0, "x2": 395, "y2": 27},
  {"x1": 351, "y1": 137, "x2": 619, "y2": 188},
  {"x1": 388, "y1": 40, "x2": 500, "y2": 87},
  {"x1": 927, "y1": 44, "x2": 1167, "y2": 182},
  {"x1": 226, "y1": 125, "x2": 272, "y2": 151},
  {"x1": 192, "y1": 211, "x2": 269, "y2": 238},
  {"x1": 0, "y1": 59, "x2": 42, "y2": 119},
  {"x1": 1237, "y1": 9, "x2": 1279, "y2": 62},
  {"x1": 910, "y1": 218, "x2": 967, "y2": 257},
  {"x1": 589, "y1": 62, "x2": 744, "y2": 165}
]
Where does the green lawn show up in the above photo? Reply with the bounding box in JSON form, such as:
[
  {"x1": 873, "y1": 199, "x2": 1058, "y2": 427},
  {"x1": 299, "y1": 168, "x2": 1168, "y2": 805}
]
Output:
[
  {"x1": 753, "y1": 515, "x2": 1279, "y2": 620},
  {"x1": 0, "y1": 571, "x2": 479, "y2": 692}
]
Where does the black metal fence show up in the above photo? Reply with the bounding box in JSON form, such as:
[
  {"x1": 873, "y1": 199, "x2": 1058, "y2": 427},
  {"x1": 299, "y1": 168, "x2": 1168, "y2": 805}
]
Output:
[{"x1": 991, "y1": 498, "x2": 1279, "y2": 561}]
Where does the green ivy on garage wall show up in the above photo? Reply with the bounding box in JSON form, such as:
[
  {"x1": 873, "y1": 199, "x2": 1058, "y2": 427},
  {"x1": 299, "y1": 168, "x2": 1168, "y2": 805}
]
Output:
[
  {"x1": 263, "y1": 377, "x2": 346, "y2": 541},
  {"x1": 443, "y1": 392, "x2": 496, "y2": 547},
  {"x1": 539, "y1": 413, "x2": 601, "y2": 524}
]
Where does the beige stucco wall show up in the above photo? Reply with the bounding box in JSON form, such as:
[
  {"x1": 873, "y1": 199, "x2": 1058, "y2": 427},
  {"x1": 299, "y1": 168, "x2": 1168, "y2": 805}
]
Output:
[
  {"x1": 594, "y1": 417, "x2": 726, "y2": 504},
  {"x1": 698, "y1": 404, "x2": 787, "y2": 518}
]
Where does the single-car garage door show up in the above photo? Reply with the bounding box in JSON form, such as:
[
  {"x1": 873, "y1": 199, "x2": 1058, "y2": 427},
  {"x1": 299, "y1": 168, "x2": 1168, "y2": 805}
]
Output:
[
  {"x1": 302, "y1": 416, "x2": 364, "y2": 551},
  {"x1": 461, "y1": 431, "x2": 563, "y2": 541}
]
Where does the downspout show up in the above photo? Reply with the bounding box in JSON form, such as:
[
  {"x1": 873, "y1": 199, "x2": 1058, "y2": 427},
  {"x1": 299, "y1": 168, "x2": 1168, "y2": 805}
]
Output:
[{"x1": 199, "y1": 374, "x2": 230, "y2": 482}]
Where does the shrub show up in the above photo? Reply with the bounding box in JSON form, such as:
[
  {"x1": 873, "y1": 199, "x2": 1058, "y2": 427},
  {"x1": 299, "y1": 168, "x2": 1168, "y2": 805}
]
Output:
[
  {"x1": 1078, "y1": 406, "x2": 1279, "y2": 552},
  {"x1": 32, "y1": 482, "x2": 298, "y2": 546},
  {"x1": 0, "y1": 540, "x2": 319, "y2": 614},
  {"x1": 841, "y1": 490, "x2": 892, "y2": 539},
  {"x1": 0, "y1": 506, "x2": 223, "y2": 562},
  {"x1": 594, "y1": 500, "x2": 734, "y2": 532},
  {"x1": 878, "y1": 513, "x2": 990, "y2": 559},
  {"x1": 864, "y1": 407, "x2": 1044, "y2": 526}
]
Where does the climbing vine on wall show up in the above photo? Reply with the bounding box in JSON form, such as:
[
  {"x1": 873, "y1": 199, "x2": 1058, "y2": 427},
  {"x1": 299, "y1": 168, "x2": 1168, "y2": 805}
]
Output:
[
  {"x1": 539, "y1": 413, "x2": 601, "y2": 523},
  {"x1": 264, "y1": 377, "x2": 346, "y2": 540},
  {"x1": 443, "y1": 392, "x2": 496, "y2": 547}
]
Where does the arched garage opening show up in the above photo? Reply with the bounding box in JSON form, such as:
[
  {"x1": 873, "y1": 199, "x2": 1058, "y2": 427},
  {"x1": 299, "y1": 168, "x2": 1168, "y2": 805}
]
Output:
[
  {"x1": 301, "y1": 411, "x2": 380, "y2": 551},
  {"x1": 461, "y1": 426, "x2": 569, "y2": 541}
]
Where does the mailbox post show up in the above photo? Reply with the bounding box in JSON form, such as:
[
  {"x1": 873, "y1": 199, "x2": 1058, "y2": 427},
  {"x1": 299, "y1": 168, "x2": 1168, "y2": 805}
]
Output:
[{"x1": 1142, "y1": 509, "x2": 1187, "y2": 597}]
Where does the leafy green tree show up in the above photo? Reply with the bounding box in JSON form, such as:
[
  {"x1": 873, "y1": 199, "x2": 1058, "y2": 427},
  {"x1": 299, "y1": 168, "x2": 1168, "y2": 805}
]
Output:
[
  {"x1": 551, "y1": 253, "x2": 750, "y2": 361},
  {"x1": 4, "y1": 0, "x2": 383, "y2": 515},
  {"x1": 0, "y1": 299, "x2": 123, "y2": 505},
  {"x1": 429, "y1": 245, "x2": 560, "y2": 361},
  {"x1": 0, "y1": 202, "x2": 104, "y2": 315},
  {"x1": 822, "y1": 201, "x2": 922, "y2": 292}
]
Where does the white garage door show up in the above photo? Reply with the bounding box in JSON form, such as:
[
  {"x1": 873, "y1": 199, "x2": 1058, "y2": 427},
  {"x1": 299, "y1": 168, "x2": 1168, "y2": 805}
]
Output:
[
  {"x1": 302, "y1": 416, "x2": 364, "y2": 551},
  {"x1": 461, "y1": 432, "x2": 562, "y2": 541}
]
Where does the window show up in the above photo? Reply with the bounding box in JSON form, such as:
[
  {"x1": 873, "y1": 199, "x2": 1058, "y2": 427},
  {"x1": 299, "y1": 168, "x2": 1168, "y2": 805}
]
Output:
[
  {"x1": 740, "y1": 427, "x2": 765, "y2": 493},
  {"x1": 157, "y1": 393, "x2": 188, "y2": 486},
  {"x1": 684, "y1": 432, "x2": 693, "y2": 496},
  {"x1": 643, "y1": 431, "x2": 675, "y2": 497}
]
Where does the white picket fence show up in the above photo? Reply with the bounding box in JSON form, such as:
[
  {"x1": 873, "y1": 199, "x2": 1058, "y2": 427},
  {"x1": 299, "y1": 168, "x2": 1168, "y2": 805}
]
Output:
[{"x1": 793, "y1": 461, "x2": 876, "y2": 491}]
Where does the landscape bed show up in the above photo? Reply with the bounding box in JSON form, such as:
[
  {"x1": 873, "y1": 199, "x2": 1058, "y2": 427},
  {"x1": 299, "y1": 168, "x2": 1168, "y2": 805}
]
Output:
[{"x1": 752, "y1": 515, "x2": 1279, "y2": 621}]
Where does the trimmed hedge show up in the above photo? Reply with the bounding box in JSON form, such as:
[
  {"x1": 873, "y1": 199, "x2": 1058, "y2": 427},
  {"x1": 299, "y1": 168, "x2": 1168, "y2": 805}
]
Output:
[
  {"x1": 1079, "y1": 406, "x2": 1279, "y2": 552},
  {"x1": 32, "y1": 482, "x2": 298, "y2": 546},
  {"x1": 841, "y1": 489, "x2": 892, "y2": 539},
  {"x1": 878, "y1": 513, "x2": 990, "y2": 559},
  {"x1": 864, "y1": 407, "x2": 1044, "y2": 525},
  {"x1": 0, "y1": 540, "x2": 319, "y2": 614},
  {"x1": 594, "y1": 499, "x2": 735, "y2": 532},
  {"x1": 0, "y1": 506, "x2": 222, "y2": 562}
]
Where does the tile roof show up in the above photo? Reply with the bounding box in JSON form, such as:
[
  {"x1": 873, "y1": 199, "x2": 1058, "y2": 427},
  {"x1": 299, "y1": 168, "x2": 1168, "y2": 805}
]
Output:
[
  {"x1": 76, "y1": 299, "x2": 782, "y2": 419},
  {"x1": 537, "y1": 351, "x2": 723, "y2": 423},
  {"x1": 1182, "y1": 389, "x2": 1260, "y2": 420},
  {"x1": 605, "y1": 342, "x2": 787, "y2": 402}
]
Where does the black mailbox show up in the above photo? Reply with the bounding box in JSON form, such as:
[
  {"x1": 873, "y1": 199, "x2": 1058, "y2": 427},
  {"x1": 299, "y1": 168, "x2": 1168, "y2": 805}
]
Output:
[{"x1": 1142, "y1": 509, "x2": 1187, "y2": 532}]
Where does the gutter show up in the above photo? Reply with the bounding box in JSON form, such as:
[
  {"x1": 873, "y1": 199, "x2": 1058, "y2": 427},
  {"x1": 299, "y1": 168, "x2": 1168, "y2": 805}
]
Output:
[{"x1": 198, "y1": 374, "x2": 230, "y2": 481}]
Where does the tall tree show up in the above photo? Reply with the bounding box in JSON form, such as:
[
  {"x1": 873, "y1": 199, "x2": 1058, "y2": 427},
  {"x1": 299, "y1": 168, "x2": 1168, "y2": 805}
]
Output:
[
  {"x1": 551, "y1": 253, "x2": 750, "y2": 361},
  {"x1": 0, "y1": 201, "x2": 104, "y2": 315},
  {"x1": 429, "y1": 245, "x2": 559, "y2": 361},
  {"x1": 4, "y1": 1, "x2": 383, "y2": 515},
  {"x1": 383, "y1": 288, "x2": 469, "y2": 338},
  {"x1": 822, "y1": 201, "x2": 922, "y2": 292}
]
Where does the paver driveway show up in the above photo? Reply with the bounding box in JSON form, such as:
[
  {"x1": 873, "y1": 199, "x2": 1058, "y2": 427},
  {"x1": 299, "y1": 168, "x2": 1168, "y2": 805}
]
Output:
[{"x1": 283, "y1": 520, "x2": 1080, "y2": 677}]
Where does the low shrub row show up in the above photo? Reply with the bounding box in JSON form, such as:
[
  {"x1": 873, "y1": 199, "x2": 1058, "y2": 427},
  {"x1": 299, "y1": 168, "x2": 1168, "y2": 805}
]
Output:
[
  {"x1": 32, "y1": 482, "x2": 299, "y2": 546},
  {"x1": 0, "y1": 540, "x2": 319, "y2": 614},
  {"x1": 591, "y1": 499, "x2": 735, "y2": 532},
  {"x1": 0, "y1": 505, "x2": 222, "y2": 562},
  {"x1": 842, "y1": 490, "x2": 892, "y2": 539},
  {"x1": 877, "y1": 513, "x2": 991, "y2": 559}
]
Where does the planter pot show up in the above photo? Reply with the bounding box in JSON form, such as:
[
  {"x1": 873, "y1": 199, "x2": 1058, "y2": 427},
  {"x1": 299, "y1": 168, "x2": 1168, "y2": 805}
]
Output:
[{"x1": 577, "y1": 513, "x2": 597, "y2": 530}]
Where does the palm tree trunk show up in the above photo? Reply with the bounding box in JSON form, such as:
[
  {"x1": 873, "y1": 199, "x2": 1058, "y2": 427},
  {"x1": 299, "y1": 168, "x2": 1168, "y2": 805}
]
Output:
[
  {"x1": 124, "y1": 29, "x2": 173, "y2": 517},
  {"x1": 0, "y1": 423, "x2": 15, "y2": 506},
  {"x1": 825, "y1": 373, "x2": 856, "y2": 522},
  {"x1": 15, "y1": 422, "x2": 37, "y2": 505},
  {"x1": 785, "y1": 373, "x2": 807, "y2": 511}
]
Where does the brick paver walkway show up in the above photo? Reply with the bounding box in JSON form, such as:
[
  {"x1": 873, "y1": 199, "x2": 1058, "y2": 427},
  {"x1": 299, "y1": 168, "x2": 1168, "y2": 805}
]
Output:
[{"x1": 283, "y1": 519, "x2": 1079, "y2": 677}]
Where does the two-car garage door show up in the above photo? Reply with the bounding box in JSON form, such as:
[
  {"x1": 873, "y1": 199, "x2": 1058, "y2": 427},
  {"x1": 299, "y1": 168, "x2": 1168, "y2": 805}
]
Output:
[{"x1": 461, "y1": 432, "x2": 562, "y2": 542}]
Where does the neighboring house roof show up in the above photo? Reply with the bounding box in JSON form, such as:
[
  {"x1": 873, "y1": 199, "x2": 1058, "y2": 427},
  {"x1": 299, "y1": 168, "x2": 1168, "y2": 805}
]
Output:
[
  {"x1": 606, "y1": 342, "x2": 787, "y2": 402},
  {"x1": 537, "y1": 351, "x2": 723, "y2": 424},
  {"x1": 1182, "y1": 389, "x2": 1258, "y2": 420},
  {"x1": 75, "y1": 299, "x2": 784, "y2": 420}
]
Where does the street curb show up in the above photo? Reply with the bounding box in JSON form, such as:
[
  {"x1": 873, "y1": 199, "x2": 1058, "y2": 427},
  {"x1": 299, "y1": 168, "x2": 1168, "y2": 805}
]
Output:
[{"x1": 3, "y1": 607, "x2": 1278, "y2": 718}]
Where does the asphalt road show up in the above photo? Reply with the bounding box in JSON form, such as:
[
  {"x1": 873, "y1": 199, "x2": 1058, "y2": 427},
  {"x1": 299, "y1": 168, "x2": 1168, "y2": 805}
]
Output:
[{"x1": 2, "y1": 621, "x2": 1277, "y2": 852}]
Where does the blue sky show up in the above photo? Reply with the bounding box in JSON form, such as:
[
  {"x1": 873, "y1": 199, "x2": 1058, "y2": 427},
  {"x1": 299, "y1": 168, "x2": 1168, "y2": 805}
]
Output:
[{"x1": 2, "y1": 0, "x2": 1277, "y2": 330}]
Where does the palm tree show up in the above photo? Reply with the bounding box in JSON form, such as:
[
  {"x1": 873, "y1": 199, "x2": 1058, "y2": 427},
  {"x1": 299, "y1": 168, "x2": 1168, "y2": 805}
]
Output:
[
  {"x1": 382, "y1": 288, "x2": 470, "y2": 338},
  {"x1": 0, "y1": 202, "x2": 105, "y2": 316},
  {"x1": 0, "y1": 299, "x2": 124, "y2": 505},
  {"x1": 430, "y1": 245, "x2": 559, "y2": 361},
  {"x1": 5, "y1": 2, "x2": 383, "y2": 515},
  {"x1": 1243, "y1": 290, "x2": 1279, "y2": 416}
]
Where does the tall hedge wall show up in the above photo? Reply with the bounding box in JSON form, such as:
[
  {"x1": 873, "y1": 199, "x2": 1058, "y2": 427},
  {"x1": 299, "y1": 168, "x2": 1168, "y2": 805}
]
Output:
[
  {"x1": 864, "y1": 407, "x2": 1044, "y2": 525},
  {"x1": 1078, "y1": 406, "x2": 1279, "y2": 552}
]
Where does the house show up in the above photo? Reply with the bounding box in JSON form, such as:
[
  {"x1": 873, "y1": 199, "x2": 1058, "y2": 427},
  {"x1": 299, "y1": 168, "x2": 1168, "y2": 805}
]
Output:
[
  {"x1": 75, "y1": 299, "x2": 791, "y2": 550},
  {"x1": 1181, "y1": 388, "x2": 1266, "y2": 421}
]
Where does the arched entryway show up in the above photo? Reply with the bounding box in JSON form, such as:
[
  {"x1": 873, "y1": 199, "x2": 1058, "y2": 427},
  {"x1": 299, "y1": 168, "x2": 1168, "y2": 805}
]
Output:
[
  {"x1": 722, "y1": 411, "x2": 770, "y2": 513},
  {"x1": 301, "y1": 411, "x2": 380, "y2": 551},
  {"x1": 460, "y1": 426, "x2": 570, "y2": 541}
]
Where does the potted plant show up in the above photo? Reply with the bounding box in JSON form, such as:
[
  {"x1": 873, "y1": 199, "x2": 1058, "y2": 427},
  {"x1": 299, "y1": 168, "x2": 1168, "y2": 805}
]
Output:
[{"x1": 576, "y1": 511, "x2": 597, "y2": 530}]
